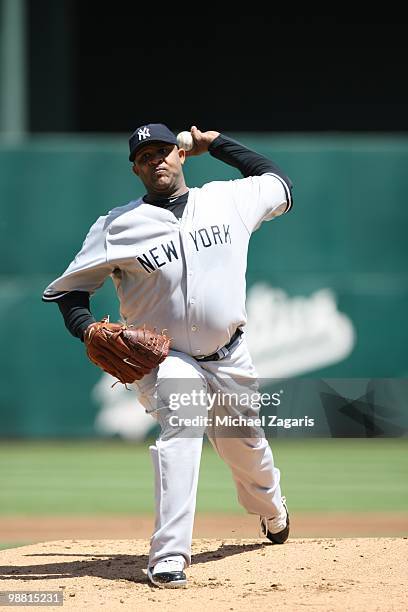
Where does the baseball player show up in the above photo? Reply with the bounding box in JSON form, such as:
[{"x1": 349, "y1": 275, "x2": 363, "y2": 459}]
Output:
[{"x1": 42, "y1": 123, "x2": 293, "y2": 588}]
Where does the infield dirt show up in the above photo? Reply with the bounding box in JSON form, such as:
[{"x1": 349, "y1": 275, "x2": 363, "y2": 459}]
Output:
[{"x1": 0, "y1": 537, "x2": 407, "y2": 611}]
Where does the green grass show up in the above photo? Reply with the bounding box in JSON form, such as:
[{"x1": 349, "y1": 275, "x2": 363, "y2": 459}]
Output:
[
  {"x1": 0, "y1": 439, "x2": 407, "y2": 514},
  {"x1": 0, "y1": 543, "x2": 30, "y2": 551}
]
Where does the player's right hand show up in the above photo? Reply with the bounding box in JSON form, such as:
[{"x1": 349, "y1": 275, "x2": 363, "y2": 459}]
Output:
[{"x1": 187, "y1": 126, "x2": 220, "y2": 156}]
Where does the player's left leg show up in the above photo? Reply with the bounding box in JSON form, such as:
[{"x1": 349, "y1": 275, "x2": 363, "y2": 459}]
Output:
[{"x1": 202, "y1": 337, "x2": 288, "y2": 536}]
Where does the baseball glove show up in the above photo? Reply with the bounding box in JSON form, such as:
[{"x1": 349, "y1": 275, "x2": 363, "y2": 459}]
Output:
[{"x1": 83, "y1": 317, "x2": 171, "y2": 385}]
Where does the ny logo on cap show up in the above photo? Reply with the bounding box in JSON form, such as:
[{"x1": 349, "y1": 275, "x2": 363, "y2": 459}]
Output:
[{"x1": 137, "y1": 127, "x2": 150, "y2": 141}]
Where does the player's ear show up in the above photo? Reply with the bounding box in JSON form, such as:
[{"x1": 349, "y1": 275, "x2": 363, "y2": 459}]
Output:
[
  {"x1": 132, "y1": 163, "x2": 140, "y2": 176},
  {"x1": 178, "y1": 147, "x2": 186, "y2": 165}
]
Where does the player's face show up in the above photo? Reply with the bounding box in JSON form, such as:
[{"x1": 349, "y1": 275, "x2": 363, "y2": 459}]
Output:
[{"x1": 132, "y1": 142, "x2": 186, "y2": 196}]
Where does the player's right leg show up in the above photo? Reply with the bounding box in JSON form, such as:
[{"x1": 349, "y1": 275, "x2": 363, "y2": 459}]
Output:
[{"x1": 133, "y1": 351, "x2": 209, "y2": 586}]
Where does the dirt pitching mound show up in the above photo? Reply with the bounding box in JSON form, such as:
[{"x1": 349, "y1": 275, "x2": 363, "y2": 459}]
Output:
[{"x1": 0, "y1": 538, "x2": 406, "y2": 611}]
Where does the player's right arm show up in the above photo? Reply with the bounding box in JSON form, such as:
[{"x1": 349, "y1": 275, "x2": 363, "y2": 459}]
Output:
[
  {"x1": 56, "y1": 290, "x2": 95, "y2": 341},
  {"x1": 42, "y1": 214, "x2": 113, "y2": 340}
]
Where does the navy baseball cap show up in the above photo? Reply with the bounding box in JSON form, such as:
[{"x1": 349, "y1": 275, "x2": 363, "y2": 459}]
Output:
[{"x1": 129, "y1": 123, "x2": 178, "y2": 162}]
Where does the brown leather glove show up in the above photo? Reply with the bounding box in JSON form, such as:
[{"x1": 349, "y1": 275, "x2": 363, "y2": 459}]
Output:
[{"x1": 83, "y1": 318, "x2": 170, "y2": 384}]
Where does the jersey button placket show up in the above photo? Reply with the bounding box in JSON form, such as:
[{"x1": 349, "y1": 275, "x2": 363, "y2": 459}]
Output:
[{"x1": 180, "y1": 224, "x2": 200, "y2": 355}]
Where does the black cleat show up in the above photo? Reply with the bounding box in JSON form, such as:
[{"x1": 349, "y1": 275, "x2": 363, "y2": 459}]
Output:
[{"x1": 260, "y1": 498, "x2": 290, "y2": 544}]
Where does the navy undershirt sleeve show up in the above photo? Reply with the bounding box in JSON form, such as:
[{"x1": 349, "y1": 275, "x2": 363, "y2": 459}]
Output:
[
  {"x1": 57, "y1": 291, "x2": 96, "y2": 341},
  {"x1": 209, "y1": 134, "x2": 293, "y2": 190}
]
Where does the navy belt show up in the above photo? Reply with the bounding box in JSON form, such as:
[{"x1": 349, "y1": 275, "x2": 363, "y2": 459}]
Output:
[{"x1": 195, "y1": 328, "x2": 243, "y2": 362}]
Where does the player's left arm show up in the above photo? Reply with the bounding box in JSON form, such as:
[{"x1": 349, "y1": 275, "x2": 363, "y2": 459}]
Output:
[
  {"x1": 208, "y1": 134, "x2": 293, "y2": 214},
  {"x1": 187, "y1": 126, "x2": 292, "y2": 220},
  {"x1": 188, "y1": 126, "x2": 292, "y2": 191}
]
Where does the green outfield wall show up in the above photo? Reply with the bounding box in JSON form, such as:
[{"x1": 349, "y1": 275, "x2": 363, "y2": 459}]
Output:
[{"x1": 0, "y1": 134, "x2": 407, "y2": 436}]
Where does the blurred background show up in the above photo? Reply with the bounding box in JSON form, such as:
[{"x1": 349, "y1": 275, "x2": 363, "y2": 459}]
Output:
[{"x1": 0, "y1": 5, "x2": 407, "y2": 546}]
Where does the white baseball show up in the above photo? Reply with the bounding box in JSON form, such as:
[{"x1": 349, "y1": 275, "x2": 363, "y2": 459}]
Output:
[{"x1": 177, "y1": 131, "x2": 194, "y2": 151}]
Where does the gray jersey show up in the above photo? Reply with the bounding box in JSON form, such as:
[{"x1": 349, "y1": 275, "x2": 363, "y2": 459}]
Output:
[{"x1": 43, "y1": 173, "x2": 291, "y2": 357}]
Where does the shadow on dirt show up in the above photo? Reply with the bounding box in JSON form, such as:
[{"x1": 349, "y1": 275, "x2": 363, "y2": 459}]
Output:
[{"x1": 0, "y1": 542, "x2": 267, "y2": 584}]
